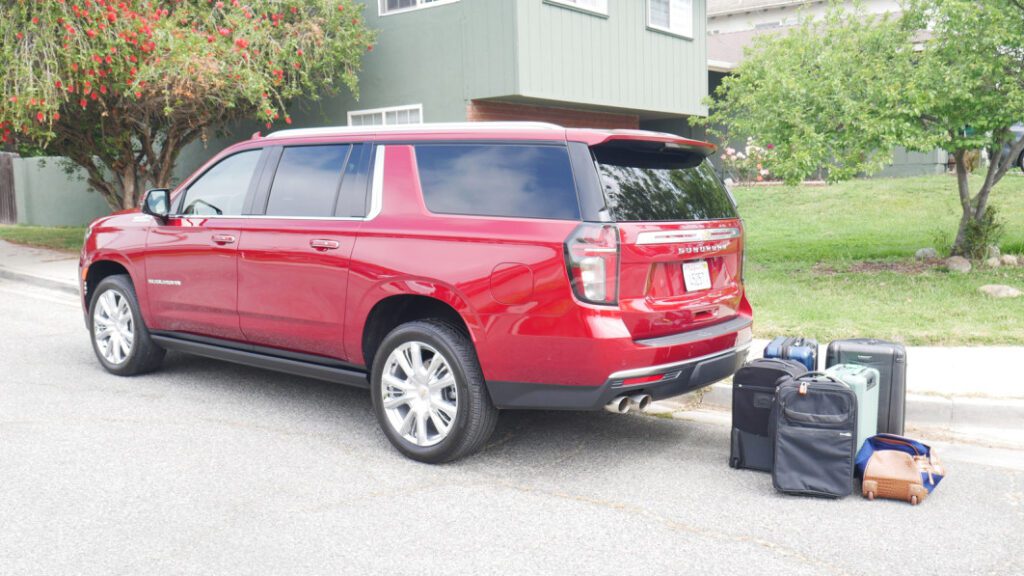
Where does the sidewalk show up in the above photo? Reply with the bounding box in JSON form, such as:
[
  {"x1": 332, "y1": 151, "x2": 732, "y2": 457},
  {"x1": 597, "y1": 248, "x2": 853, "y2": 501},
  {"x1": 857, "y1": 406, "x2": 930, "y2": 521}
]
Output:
[
  {"x1": 658, "y1": 339, "x2": 1024, "y2": 449},
  {"x1": 0, "y1": 239, "x2": 80, "y2": 295},
  {"x1": 1, "y1": 238, "x2": 1021, "y2": 447}
]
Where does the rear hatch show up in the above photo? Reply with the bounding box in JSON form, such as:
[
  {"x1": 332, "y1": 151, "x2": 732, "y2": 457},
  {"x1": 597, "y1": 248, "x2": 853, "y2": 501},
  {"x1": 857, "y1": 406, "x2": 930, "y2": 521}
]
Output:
[{"x1": 581, "y1": 139, "x2": 745, "y2": 341}]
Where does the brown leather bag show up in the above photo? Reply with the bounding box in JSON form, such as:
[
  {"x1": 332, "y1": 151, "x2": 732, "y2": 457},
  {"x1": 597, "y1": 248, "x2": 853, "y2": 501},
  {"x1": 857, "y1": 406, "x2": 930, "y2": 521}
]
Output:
[{"x1": 861, "y1": 438, "x2": 944, "y2": 505}]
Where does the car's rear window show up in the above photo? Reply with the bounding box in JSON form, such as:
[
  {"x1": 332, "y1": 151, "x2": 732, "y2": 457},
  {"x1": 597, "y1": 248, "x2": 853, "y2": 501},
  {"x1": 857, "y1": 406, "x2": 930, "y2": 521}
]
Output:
[
  {"x1": 415, "y1": 144, "x2": 580, "y2": 220},
  {"x1": 593, "y1": 145, "x2": 738, "y2": 222}
]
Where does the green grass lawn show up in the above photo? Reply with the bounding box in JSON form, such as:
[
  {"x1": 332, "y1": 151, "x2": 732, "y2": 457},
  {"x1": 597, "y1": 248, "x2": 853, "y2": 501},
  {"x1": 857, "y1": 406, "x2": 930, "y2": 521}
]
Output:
[
  {"x1": 0, "y1": 225, "x2": 87, "y2": 252},
  {"x1": 734, "y1": 174, "x2": 1024, "y2": 345}
]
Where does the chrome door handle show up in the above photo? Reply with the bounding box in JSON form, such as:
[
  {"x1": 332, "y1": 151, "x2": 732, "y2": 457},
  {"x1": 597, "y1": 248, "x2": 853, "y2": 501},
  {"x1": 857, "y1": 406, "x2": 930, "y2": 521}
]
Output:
[
  {"x1": 310, "y1": 239, "x2": 341, "y2": 251},
  {"x1": 212, "y1": 234, "x2": 237, "y2": 245}
]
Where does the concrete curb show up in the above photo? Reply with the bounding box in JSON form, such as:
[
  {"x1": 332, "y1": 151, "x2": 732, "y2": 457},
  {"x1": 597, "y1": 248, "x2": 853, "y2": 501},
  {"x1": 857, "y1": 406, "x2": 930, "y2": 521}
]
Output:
[
  {"x1": 0, "y1": 266, "x2": 80, "y2": 296},
  {"x1": 653, "y1": 382, "x2": 1024, "y2": 449}
]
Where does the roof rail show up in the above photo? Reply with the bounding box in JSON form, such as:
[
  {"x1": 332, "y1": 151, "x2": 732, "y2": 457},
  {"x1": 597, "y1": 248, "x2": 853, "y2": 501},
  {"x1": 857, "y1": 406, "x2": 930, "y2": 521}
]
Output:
[{"x1": 264, "y1": 121, "x2": 566, "y2": 140}]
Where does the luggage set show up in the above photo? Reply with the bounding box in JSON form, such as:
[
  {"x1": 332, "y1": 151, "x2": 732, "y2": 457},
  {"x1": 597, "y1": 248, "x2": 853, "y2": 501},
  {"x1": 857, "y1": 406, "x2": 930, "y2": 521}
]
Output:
[{"x1": 731, "y1": 338, "x2": 945, "y2": 504}]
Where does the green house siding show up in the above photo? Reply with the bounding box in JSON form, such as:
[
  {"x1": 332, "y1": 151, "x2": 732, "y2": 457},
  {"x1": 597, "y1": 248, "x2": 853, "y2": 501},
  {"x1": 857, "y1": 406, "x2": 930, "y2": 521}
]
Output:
[
  {"x1": 175, "y1": 0, "x2": 709, "y2": 182},
  {"x1": 336, "y1": 0, "x2": 707, "y2": 121},
  {"x1": 516, "y1": 0, "x2": 707, "y2": 117}
]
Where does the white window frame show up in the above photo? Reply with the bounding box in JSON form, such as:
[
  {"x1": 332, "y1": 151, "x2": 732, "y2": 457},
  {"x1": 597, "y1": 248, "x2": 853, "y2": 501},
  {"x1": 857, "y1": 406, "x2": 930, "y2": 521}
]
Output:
[
  {"x1": 545, "y1": 0, "x2": 608, "y2": 17},
  {"x1": 347, "y1": 104, "x2": 424, "y2": 127},
  {"x1": 378, "y1": 0, "x2": 460, "y2": 17},
  {"x1": 646, "y1": 0, "x2": 694, "y2": 40}
]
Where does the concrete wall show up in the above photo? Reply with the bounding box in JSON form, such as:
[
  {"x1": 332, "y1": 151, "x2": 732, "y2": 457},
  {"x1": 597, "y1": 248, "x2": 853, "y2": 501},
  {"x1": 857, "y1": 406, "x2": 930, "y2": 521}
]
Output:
[{"x1": 13, "y1": 157, "x2": 111, "y2": 226}]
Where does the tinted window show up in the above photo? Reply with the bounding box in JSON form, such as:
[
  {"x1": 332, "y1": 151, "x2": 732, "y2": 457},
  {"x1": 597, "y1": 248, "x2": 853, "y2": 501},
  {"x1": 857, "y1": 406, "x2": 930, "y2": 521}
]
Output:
[
  {"x1": 334, "y1": 144, "x2": 371, "y2": 217},
  {"x1": 180, "y1": 150, "x2": 261, "y2": 216},
  {"x1": 594, "y1": 146, "x2": 738, "y2": 221},
  {"x1": 266, "y1": 145, "x2": 351, "y2": 217},
  {"x1": 416, "y1": 144, "x2": 580, "y2": 220}
]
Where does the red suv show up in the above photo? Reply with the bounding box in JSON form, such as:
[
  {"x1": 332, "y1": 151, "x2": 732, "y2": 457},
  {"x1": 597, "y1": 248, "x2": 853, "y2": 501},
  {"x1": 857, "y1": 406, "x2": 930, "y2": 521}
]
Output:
[{"x1": 80, "y1": 122, "x2": 752, "y2": 462}]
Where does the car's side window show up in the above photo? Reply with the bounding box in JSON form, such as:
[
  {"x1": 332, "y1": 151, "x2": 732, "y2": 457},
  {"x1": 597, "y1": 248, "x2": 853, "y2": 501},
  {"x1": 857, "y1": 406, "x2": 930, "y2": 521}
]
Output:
[
  {"x1": 265, "y1": 145, "x2": 353, "y2": 218},
  {"x1": 179, "y1": 150, "x2": 262, "y2": 216},
  {"x1": 415, "y1": 144, "x2": 581, "y2": 220}
]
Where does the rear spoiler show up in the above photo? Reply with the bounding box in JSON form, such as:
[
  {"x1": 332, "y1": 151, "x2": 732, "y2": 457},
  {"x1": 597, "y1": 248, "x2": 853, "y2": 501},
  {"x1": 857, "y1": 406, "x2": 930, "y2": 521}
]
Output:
[{"x1": 566, "y1": 128, "x2": 717, "y2": 157}]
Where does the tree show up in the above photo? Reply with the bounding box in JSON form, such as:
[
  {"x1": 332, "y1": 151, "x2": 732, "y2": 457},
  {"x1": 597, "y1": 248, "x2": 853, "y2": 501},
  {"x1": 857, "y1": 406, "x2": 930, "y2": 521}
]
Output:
[
  {"x1": 696, "y1": 0, "x2": 1024, "y2": 256},
  {"x1": 0, "y1": 0, "x2": 376, "y2": 210}
]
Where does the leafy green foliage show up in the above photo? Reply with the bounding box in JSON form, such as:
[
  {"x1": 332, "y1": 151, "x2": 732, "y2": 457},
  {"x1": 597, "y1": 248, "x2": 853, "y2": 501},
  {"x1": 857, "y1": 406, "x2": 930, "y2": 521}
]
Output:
[
  {"x1": 697, "y1": 0, "x2": 1024, "y2": 255},
  {"x1": 695, "y1": 5, "x2": 920, "y2": 184},
  {"x1": 0, "y1": 0, "x2": 376, "y2": 209},
  {"x1": 961, "y1": 206, "x2": 1004, "y2": 261}
]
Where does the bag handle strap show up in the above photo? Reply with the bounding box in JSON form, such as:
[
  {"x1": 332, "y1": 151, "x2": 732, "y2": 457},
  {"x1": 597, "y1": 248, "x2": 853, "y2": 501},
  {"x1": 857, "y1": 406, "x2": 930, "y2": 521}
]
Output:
[
  {"x1": 797, "y1": 372, "x2": 843, "y2": 395},
  {"x1": 874, "y1": 436, "x2": 922, "y2": 456}
]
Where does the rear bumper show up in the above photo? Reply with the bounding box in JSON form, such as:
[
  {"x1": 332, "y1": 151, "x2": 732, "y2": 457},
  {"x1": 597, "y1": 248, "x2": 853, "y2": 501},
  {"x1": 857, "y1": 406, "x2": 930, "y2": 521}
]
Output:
[{"x1": 486, "y1": 341, "x2": 750, "y2": 410}]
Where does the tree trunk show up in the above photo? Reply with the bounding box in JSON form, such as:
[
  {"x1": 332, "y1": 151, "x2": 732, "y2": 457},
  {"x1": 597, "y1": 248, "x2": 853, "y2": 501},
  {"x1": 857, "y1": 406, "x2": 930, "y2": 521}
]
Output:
[
  {"x1": 118, "y1": 166, "x2": 139, "y2": 210},
  {"x1": 951, "y1": 149, "x2": 973, "y2": 255}
]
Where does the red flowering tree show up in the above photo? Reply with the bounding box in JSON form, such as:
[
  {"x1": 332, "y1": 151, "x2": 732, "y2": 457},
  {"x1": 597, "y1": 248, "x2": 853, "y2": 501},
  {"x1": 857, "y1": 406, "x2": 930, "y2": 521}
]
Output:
[{"x1": 0, "y1": 0, "x2": 376, "y2": 210}]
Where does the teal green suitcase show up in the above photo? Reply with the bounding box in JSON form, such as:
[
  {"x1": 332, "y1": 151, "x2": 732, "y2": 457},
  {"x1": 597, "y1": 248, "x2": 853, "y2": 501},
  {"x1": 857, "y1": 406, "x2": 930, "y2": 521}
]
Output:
[{"x1": 824, "y1": 364, "x2": 880, "y2": 453}]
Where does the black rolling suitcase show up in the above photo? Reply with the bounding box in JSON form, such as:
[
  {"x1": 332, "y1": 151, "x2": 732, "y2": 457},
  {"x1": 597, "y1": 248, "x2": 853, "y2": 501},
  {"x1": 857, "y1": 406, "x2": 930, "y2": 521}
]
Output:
[
  {"x1": 730, "y1": 358, "x2": 808, "y2": 471},
  {"x1": 772, "y1": 373, "x2": 858, "y2": 498},
  {"x1": 826, "y1": 338, "x2": 907, "y2": 435}
]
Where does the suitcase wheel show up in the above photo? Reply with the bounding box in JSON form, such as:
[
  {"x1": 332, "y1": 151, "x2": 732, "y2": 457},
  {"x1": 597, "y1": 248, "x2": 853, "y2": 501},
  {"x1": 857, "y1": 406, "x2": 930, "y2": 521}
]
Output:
[
  {"x1": 866, "y1": 491, "x2": 875, "y2": 501},
  {"x1": 910, "y1": 495, "x2": 919, "y2": 506}
]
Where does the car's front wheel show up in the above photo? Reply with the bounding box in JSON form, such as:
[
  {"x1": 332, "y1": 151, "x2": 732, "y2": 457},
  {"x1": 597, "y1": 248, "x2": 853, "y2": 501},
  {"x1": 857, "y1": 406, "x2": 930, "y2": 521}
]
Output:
[
  {"x1": 371, "y1": 320, "x2": 498, "y2": 463},
  {"x1": 89, "y1": 274, "x2": 165, "y2": 376}
]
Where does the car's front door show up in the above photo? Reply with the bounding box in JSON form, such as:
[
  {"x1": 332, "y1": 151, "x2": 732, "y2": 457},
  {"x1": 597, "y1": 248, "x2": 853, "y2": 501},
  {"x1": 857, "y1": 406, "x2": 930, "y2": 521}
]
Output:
[
  {"x1": 145, "y1": 148, "x2": 265, "y2": 341},
  {"x1": 236, "y1": 142, "x2": 371, "y2": 361}
]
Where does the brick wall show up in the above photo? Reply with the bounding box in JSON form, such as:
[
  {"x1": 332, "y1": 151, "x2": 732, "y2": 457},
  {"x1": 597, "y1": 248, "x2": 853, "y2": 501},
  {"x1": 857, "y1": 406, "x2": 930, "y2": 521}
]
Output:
[{"x1": 466, "y1": 100, "x2": 639, "y2": 129}]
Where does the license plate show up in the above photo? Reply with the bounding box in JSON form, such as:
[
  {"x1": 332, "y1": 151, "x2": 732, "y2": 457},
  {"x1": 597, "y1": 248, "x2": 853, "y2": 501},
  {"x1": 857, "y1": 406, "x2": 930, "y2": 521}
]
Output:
[{"x1": 682, "y1": 260, "x2": 712, "y2": 292}]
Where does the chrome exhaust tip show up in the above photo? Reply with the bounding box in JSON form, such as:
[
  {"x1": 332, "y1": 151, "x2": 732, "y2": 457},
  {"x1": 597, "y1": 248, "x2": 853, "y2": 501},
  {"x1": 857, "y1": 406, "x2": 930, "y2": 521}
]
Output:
[
  {"x1": 605, "y1": 395, "x2": 631, "y2": 414},
  {"x1": 629, "y1": 393, "x2": 652, "y2": 413}
]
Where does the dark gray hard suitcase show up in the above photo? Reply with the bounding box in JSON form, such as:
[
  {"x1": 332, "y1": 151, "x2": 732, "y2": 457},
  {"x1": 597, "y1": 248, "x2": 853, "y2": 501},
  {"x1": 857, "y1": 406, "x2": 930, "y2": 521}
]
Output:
[
  {"x1": 772, "y1": 373, "x2": 858, "y2": 498},
  {"x1": 730, "y1": 358, "x2": 808, "y2": 472},
  {"x1": 825, "y1": 338, "x2": 907, "y2": 435}
]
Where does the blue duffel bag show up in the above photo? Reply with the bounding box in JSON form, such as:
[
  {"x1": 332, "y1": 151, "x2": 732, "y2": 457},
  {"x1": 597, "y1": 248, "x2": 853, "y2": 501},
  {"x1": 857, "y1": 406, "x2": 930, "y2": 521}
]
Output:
[{"x1": 856, "y1": 434, "x2": 945, "y2": 495}]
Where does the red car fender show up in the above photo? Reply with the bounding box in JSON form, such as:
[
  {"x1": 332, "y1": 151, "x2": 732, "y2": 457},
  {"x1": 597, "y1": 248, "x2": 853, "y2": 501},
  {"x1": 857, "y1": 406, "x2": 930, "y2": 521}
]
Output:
[{"x1": 346, "y1": 277, "x2": 485, "y2": 368}]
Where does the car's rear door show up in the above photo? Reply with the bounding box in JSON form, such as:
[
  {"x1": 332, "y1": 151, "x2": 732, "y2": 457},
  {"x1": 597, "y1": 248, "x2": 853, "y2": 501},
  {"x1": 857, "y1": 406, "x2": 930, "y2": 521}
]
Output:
[
  {"x1": 236, "y1": 142, "x2": 371, "y2": 361},
  {"x1": 145, "y1": 148, "x2": 266, "y2": 341},
  {"x1": 584, "y1": 140, "x2": 746, "y2": 341}
]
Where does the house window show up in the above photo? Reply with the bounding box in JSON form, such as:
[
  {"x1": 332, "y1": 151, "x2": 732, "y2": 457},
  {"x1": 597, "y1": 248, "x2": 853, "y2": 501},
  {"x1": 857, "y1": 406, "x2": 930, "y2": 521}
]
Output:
[
  {"x1": 648, "y1": 0, "x2": 693, "y2": 38},
  {"x1": 546, "y1": 0, "x2": 608, "y2": 15},
  {"x1": 348, "y1": 104, "x2": 423, "y2": 127},
  {"x1": 379, "y1": 0, "x2": 458, "y2": 16}
]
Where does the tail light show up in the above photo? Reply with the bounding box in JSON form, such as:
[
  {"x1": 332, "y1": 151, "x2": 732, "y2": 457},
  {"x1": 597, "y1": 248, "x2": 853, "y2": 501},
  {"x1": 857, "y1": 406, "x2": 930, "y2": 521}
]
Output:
[{"x1": 564, "y1": 223, "x2": 619, "y2": 305}]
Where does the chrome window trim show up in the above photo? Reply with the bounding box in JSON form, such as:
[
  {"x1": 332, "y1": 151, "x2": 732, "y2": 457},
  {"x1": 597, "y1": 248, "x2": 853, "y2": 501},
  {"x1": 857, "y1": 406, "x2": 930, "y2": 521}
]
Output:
[
  {"x1": 166, "y1": 146, "x2": 384, "y2": 223},
  {"x1": 368, "y1": 145, "x2": 385, "y2": 220},
  {"x1": 635, "y1": 227, "x2": 740, "y2": 245}
]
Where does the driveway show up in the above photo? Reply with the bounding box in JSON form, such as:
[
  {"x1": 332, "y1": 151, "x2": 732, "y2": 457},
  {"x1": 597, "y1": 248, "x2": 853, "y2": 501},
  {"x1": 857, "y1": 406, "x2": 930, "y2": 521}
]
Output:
[{"x1": 1, "y1": 278, "x2": 1021, "y2": 576}]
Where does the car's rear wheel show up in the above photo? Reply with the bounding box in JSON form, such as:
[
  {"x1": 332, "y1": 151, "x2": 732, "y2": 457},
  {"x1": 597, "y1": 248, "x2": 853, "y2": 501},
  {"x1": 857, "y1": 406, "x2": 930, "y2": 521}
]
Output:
[
  {"x1": 89, "y1": 274, "x2": 165, "y2": 376},
  {"x1": 371, "y1": 320, "x2": 498, "y2": 463}
]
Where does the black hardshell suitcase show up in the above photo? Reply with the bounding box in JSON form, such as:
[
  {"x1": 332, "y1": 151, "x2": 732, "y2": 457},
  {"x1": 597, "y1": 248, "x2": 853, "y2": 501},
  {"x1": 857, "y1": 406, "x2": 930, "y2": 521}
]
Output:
[
  {"x1": 825, "y1": 338, "x2": 907, "y2": 435},
  {"x1": 730, "y1": 358, "x2": 808, "y2": 471},
  {"x1": 771, "y1": 373, "x2": 858, "y2": 498}
]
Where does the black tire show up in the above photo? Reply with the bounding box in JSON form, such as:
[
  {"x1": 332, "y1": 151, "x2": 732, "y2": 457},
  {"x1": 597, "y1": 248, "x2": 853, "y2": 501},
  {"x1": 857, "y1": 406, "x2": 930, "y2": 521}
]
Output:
[
  {"x1": 370, "y1": 320, "x2": 498, "y2": 463},
  {"x1": 88, "y1": 274, "x2": 165, "y2": 376}
]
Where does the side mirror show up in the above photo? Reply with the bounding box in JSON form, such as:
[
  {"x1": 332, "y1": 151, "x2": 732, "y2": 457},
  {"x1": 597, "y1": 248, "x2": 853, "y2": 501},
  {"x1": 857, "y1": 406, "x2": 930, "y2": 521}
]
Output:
[{"x1": 142, "y1": 188, "x2": 171, "y2": 221}]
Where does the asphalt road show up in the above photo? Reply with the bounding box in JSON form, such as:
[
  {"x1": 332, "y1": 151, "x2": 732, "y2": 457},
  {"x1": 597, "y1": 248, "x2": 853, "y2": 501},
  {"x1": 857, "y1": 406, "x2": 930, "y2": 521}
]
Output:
[{"x1": 1, "y1": 278, "x2": 1021, "y2": 576}]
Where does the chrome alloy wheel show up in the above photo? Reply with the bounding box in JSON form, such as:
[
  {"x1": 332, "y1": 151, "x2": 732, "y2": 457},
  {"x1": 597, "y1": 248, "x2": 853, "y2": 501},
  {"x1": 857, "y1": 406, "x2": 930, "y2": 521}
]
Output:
[
  {"x1": 92, "y1": 289, "x2": 134, "y2": 365},
  {"x1": 380, "y1": 341, "x2": 459, "y2": 447}
]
